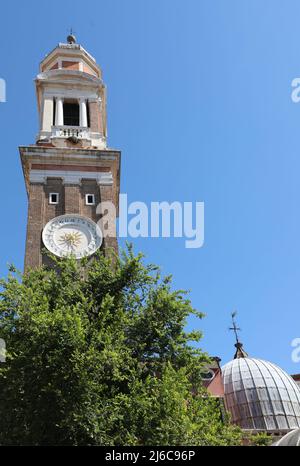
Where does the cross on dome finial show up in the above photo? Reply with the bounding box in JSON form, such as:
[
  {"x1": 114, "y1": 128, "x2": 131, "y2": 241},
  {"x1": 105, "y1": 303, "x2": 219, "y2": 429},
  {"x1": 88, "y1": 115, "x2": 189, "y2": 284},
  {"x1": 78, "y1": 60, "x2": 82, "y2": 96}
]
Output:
[
  {"x1": 229, "y1": 311, "x2": 248, "y2": 359},
  {"x1": 229, "y1": 311, "x2": 241, "y2": 344},
  {"x1": 67, "y1": 28, "x2": 77, "y2": 44}
]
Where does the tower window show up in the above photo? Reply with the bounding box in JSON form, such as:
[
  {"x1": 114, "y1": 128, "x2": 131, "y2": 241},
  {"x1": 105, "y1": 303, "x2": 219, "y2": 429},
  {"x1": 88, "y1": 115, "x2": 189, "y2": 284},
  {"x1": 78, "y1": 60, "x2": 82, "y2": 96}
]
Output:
[
  {"x1": 53, "y1": 97, "x2": 56, "y2": 126},
  {"x1": 87, "y1": 101, "x2": 90, "y2": 128},
  {"x1": 49, "y1": 193, "x2": 59, "y2": 205},
  {"x1": 85, "y1": 194, "x2": 95, "y2": 205},
  {"x1": 63, "y1": 102, "x2": 79, "y2": 126}
]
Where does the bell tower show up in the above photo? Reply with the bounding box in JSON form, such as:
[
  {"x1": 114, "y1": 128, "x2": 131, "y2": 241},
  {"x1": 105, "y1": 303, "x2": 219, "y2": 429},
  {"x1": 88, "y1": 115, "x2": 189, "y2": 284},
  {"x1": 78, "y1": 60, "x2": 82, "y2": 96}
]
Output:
[{"x1": 20, "y1": 35, "x2": 120, "y2": 270}]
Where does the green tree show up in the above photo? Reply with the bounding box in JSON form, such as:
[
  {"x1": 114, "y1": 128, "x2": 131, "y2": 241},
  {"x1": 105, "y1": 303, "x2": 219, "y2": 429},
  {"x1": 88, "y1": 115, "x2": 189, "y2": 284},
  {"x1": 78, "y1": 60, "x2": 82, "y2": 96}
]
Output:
[
  {"x1": 248, "y1": 432, "x2": 272, "y2": 446},
  {"x1": 0, "y1": 248, "x2": 242, "y2": 446}
]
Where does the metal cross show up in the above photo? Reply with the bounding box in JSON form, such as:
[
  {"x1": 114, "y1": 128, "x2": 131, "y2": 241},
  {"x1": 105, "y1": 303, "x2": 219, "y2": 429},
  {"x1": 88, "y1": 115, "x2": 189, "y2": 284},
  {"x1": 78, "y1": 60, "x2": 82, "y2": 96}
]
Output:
[{"x1": 229, "y1": 311, "x2": 241, "y2": 344}]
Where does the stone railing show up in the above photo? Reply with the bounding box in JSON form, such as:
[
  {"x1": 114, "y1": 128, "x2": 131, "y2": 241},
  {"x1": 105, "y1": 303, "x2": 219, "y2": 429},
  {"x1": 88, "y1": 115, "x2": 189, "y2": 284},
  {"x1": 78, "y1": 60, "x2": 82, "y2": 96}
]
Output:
[{"x1": 51, "y1": 125, "x2": 90, "y2": 139}]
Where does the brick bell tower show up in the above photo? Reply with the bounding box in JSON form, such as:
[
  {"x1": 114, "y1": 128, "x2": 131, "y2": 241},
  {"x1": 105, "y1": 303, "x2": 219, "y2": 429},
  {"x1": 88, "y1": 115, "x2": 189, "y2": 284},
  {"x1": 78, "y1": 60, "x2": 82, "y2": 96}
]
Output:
[{"x1": 20, "y1": 34, "x2": 120, "y2": 270}]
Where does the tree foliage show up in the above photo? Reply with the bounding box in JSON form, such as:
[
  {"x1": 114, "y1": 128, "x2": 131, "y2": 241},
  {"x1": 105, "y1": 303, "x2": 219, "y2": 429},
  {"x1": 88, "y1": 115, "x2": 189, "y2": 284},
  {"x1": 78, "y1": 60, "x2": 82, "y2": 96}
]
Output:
[
  {"x1": 248, "y1": 432, "x2": 272, "y2": 446},
  {"x1": 0, "y1": 247, "x2": 242, "y2": 445}
]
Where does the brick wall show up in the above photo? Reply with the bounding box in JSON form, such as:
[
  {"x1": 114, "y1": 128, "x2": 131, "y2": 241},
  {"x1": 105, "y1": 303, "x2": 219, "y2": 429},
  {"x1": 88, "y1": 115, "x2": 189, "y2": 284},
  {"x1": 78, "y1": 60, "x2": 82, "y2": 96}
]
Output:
[
  {"x1": 25, "y1": 183, "x2": 44, "y2": 270},
  {"x1": 25, "y1": 178, "x2": 118, "y2": 271},
  {"x1": 89, "y1": 101, "x2": 102, "y2": 134}
]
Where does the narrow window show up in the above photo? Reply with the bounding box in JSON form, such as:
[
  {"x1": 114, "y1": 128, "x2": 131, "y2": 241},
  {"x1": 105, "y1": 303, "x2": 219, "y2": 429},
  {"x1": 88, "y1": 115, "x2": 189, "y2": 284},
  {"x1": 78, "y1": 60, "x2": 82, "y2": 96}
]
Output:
[
  {"x1": 87, "y1": 101, "x2": 90, "y2": 128},
  {"x1": 53, "y1": 98, "x2": 56, "y2": 126},
  {"x1": 63, "y1": 102, "x2": 79, "y2": 126},
  {"x1": 85, "y1": 194, "x2": 95, "y2": 205},
  {"x1": 49, "y1": 193, "x2": 59, "y2": 205}
]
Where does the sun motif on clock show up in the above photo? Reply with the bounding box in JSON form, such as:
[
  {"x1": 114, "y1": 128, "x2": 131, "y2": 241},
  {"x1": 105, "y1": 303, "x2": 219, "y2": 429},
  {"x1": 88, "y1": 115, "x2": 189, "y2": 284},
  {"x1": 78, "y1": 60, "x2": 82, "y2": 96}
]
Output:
[
  {"x1": 42, "y1": 214, "x2": 103, "y2": 259},
  {"x1": 58, "y1": 231, "x2": 83, "y2": 249}
]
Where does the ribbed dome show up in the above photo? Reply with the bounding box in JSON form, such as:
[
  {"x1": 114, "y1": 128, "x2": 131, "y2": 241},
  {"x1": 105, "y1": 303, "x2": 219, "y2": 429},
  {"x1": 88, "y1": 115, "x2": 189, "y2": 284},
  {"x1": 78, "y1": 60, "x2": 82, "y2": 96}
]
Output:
[
  {"x1": 274, "y1": 428, "x2": 300, "y2": 446},
  {"x1": 222, "y1": 357, "x2": 300, "y2": 432}
]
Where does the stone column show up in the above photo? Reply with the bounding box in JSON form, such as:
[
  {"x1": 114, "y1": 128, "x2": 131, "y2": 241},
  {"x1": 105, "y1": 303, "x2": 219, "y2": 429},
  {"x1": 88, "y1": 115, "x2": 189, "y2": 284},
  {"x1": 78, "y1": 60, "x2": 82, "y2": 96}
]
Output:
[
  {"x1": 55, "y1": 97, "x2": 64, "y2": 126},
  {"x1": 79, "y1": 98, "x2": 88, "y2": 127},
  {"x1": 41, "y1": 97, "x2": 54, "y2": 132}
]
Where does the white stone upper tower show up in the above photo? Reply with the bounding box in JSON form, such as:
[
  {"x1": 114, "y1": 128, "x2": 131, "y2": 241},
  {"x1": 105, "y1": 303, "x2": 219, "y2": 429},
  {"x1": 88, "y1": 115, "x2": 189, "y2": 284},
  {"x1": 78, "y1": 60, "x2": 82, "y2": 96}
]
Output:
[{"x1": 36, "y1": 33, "x2": 107, "y2": 149}]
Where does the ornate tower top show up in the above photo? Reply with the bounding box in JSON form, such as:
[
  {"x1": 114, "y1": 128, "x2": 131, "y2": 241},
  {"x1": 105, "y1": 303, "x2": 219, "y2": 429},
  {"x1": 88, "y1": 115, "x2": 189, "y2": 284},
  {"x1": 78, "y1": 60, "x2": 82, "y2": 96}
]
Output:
[{"x1": 36, "y1": 36, "x2": 106, "y2": 150}]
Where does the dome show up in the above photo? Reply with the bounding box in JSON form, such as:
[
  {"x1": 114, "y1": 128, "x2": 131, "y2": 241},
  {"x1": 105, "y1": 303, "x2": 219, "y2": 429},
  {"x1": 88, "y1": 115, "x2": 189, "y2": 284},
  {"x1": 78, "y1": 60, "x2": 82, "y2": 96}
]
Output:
[
  {"x1": 222, "y1": 356, "x2": 300, "y2": 432},
  {"x1": 274, "y1": 428, "x2": 300, "y2": 446}
]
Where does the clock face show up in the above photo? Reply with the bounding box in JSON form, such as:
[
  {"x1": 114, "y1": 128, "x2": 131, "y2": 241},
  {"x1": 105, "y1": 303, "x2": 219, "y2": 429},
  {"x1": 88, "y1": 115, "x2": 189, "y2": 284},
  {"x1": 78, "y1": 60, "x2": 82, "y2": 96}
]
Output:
[{"x1": 42, "y1": 214, "x2": 102, "y2": 259}]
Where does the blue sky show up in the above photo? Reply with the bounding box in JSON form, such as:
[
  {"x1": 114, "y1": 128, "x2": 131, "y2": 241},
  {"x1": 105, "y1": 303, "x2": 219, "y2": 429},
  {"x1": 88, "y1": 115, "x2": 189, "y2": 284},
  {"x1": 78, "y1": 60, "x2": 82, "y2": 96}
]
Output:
[{"x1": 1, "y1": 0, "x2": 300, "y2": 373}]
